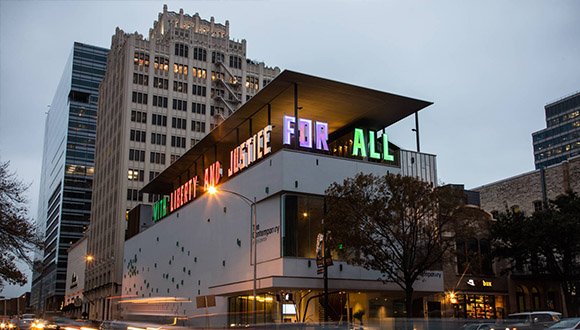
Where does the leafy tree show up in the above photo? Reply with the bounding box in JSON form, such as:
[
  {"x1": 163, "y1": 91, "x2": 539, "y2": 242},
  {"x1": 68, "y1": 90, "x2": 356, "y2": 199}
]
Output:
[
  {"x1": 491, "y1": 191, "x2": 580, "y2": 316},
  {"x1": 0, "y1": 161, "x2": 42, "y2": 289},
  {"x1": 324, "y1": 173, "x2": 465, "y2": 317}
]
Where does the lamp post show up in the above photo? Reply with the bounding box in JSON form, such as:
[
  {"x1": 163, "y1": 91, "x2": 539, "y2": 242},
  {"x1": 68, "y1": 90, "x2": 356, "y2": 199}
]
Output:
[
  {"x1": 86, "y1": 255, "x2": 115, "y2": 320},
  {"x1": 208, "y1": 186, "x2": 257, "y2": 324}
]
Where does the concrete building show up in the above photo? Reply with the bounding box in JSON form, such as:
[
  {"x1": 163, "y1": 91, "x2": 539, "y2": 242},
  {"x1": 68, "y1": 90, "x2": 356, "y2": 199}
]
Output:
[
  {"x1": 532, "y1": 91, "x2": 580, "y2": 169},
  {"x1": 121, "y1": 71, "x2": 441, "y2": 327},
  {"x1": 64, "y1": 236, "x2": 88, "y2": 318},
  {"x1": 32, "y1": 42, "x2": 108, "y2": 314},
  {"x1": 473, "y1": 155, "x2": 580, "y2": 216},
  {"x1": 85, "y1": 6, "x2": 279, "y2": 320}
]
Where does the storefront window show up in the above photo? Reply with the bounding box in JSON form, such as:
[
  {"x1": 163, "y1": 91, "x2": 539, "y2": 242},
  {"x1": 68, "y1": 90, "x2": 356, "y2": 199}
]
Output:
[
  {"x1": 282, "y1": 194, "x2": 324, "y2": 258},
  {"x1": 453, "y1": 294, "x2": 501, "y2": 319},
  {"x1": 228, "y1": 294, "x2": 278, "y2": 326},
  {"x1": 516, "y1": 286, "x2": 526, "y2": 312},
  {"x1": 532, "y1": 287, "x2": 540, "y2": 310}
]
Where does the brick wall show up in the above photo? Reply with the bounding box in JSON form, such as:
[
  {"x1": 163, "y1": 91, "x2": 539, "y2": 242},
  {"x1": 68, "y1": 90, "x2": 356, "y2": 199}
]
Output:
[{"x1": 474, "y1": 156, "x2": 580, "y2": 216}]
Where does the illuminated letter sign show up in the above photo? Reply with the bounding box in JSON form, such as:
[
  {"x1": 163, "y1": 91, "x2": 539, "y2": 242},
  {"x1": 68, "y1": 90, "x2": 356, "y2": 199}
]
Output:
[
  {"x1": 153, "y1": 197, "x2": 168, "y2": 222},
  {"x1": 283, "y1": 116, "x2": 329, "y2": 151},
  {"x1": 170, "y1": 176, "x2": 198, "y2": 212},
  {"x1": 228, "y1": 125, "x2": 271, "y2": 177},
  {"x1": 204, "y1": 161, "x2": 221, "y2": 190},
  {"x1": 154, "y1": 176, "x2": 198, "y2": 222},
  {"x1": 352, "y1": 128, "x2": 367, "y2": 158},
  {"x1": 352, "y1": 128, "x2": 394, "y2": 161}
]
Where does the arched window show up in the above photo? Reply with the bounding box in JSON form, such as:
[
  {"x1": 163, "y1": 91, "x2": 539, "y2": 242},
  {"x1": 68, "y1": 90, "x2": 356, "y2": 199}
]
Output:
[
  {"x1": 531, "y1": 287, "x2": 541, "y2": 310},
  {"x1": 516, "y1": 286, "x2": 527, "y2": 312}
]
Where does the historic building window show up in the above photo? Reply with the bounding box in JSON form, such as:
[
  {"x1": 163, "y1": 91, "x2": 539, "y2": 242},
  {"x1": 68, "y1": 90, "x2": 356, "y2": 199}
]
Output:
[
  {"x1": 133, "y1": 73, "x2": 149, "y2": 86},
  {"x1": 456, "y1": 237, "x2": 493, "y2": 275},
  {"x1": 153, "y1": 77, "x2": 169, "y2": 90},
  {"x1": 132, "y1": 92, "x2": 148, "y2": 105},
  {"x1": 154, "y1": 56, "x2": 169, "y2": 71},
  {"x1": 174, "y1": 43, "x2": 188, "y2": 57},
  {"x1": 193, "y1": 47, "x2": 207, "y2": 61},
  {"x1": 131, "y1": 111, "x2": 147, "y2": 123},
  {"x1": 192, "y1": 67, "x2": 207, "y2": 79},
  {"x1": 151, "y1": 114, "x2": 167, "y2": 127},
  {"x1": 174, "y1": 63, "x2": 188, "y2": 75},
  {"x1": 229, "y1": 55, "x2": 242, "y2": 69},
  {"x1": 192, "y1": 102, "x2": 206, "y2": 114},
  {"x1": 130, "y1": 129, "x2": 146, "y2": 143},
  {"x1": 150, "y1": 133, "x2": 166, "y2": 146},
  {"x1": 134, "y1": 52, "x2": 149, "y2": 67},
  {"x1": 152, "y1": 95, "x2": 168, "y2": 108}
]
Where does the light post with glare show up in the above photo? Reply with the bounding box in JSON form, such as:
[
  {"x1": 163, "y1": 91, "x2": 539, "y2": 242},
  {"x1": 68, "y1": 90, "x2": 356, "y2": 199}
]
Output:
[
  {"x1": 86, "y1": 255, "x2": 115, "y2": 320},
  {"x1": 208, "y1": 186, "x2": 258, "y2": 324}
]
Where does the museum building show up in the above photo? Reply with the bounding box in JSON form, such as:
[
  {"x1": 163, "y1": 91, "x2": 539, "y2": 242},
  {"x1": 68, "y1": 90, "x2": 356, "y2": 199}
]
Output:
[{"x1": 121, "y1": 71, "x2": 442, "y2": 327}]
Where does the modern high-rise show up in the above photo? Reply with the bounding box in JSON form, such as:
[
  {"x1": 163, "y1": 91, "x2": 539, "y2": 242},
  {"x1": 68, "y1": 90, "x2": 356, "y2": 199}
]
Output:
[
  {"x1": 32, "y1": 42, "x2": 108, "y2": 313},
  {"x1": 85, "y1": 5, "x2": 279, "y2": 320},
  {"x1": 532, "y1": 91, "x2": 580, "y2": 169}
]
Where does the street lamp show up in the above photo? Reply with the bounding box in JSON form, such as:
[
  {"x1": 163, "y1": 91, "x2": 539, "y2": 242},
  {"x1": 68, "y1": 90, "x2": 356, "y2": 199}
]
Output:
[
  {"x1": 208, "y1": 186, "x2": 258, "y2": 324},
  {"x1": 86, "y1": 255, "x2": 115, "y2": 320}
]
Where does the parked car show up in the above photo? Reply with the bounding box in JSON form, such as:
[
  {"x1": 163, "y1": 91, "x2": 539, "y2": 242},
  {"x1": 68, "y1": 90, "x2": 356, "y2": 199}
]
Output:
[
  {"x1": 547, "y1": 318, "x2": 580, "y2": 330},
  {"x1": 462, "y1": 323, "x2": 496, "y2": 330},
  {"x1": 505, "y1": 311, "x2": 562, "y2": 330}
]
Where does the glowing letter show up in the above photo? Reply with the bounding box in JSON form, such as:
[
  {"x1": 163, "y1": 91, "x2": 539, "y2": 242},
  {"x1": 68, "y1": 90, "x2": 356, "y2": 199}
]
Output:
[
  {"x1": 382, "y1": 134, "x2": 394, "y2": 161},
  {"x1": 264, "y1": 125, "x2": 272, "y2": 155},
  {"x1": 352, "y1": 128, "x2": 367, "y2": 158},
  {"x1": 299, "y1": 118, "x2": 312, "y2": 148},
  {"x1": 369, "y1": 131, "x2": 380, "y2": 159},
  {"x1": 257, "y1": 130, "x2": 264, "y2": 159},
  {"x1": 228, "y1": 150, "x2": 234, "y2": 177},
  {"x1": 315, "y1": 121, "x2": 329, "y2": 151},
  {"x1": 283, "y1": 116, "x2": 295, "y2": 145},
  {"x1": 240, "y1": 142, "x2": 246, "y2": 170}
]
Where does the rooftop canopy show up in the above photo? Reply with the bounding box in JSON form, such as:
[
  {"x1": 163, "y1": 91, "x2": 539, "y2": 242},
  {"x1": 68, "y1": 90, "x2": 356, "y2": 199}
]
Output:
[{"x1": 142, "y1": 70, "x2": 432, "y2": 194}]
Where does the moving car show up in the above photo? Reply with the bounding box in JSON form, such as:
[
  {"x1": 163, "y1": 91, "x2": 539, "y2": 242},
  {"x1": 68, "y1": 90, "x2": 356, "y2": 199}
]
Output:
[
  {"x1": 505, "y1": 311, "x2": 562, "y2": 330},
  {"x1": 547, "y1": 318, "x2": 580, "y2": 330},
  {"x1": 462, "y1": 323, "x2": 496, "y2": 330}
]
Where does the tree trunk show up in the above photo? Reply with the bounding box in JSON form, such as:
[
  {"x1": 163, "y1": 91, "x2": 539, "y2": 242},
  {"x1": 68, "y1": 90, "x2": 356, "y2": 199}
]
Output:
[{"x1": 405, "y1": 287, "x2": 415, "y2": 330}]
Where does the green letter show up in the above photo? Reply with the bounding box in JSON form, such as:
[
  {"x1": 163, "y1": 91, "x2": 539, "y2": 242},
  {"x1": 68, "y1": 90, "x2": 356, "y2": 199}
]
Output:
[
  {"x1": 369, "y1": 131, "x2": 380, "y2": 159},
  {"x1": 352, "y1": 128, "x2": 366, "y2": 157},
  {"x1": 382, "y1": 134, "x2": 394, "y2": 161}
]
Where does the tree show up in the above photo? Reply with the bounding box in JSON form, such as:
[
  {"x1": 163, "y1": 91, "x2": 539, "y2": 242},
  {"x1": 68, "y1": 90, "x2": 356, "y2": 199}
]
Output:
[
  {"x1": 491, "y1": 191, "x2": 580, "y2": 316},
  {"x1": 324, "y1": 173, "x2": 465, "y2": 317},
  {"x1": 0, "y1": 161, "x2": 42, "y2": 289}
]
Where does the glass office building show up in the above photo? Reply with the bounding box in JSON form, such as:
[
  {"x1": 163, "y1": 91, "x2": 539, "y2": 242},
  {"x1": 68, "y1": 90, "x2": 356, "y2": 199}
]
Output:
[
  {"x1": 532, "y1": 91, "x2": 580, "y2": 169},
  {"x1": 31, "y1": 42, "x2": 108, "y2": 313}
]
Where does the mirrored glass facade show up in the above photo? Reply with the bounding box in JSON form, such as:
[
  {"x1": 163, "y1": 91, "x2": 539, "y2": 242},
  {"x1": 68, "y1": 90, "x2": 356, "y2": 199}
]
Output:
[{"x1": 31, "y1": 42, "x2": 108, "y2": 312}]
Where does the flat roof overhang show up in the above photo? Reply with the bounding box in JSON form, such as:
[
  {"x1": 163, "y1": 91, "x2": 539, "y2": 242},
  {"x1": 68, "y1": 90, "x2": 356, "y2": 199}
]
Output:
[{"x1": 142, "y1": 70, "x2": 432, "y2": 194}]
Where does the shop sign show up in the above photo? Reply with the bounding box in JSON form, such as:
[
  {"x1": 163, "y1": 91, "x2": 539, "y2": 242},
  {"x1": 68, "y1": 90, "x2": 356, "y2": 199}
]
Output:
[
  {"x1": 352, "y1": 128, "x2": 394, "y2": 161},
  {"x1": 467, "y1": 279, "x2": 492, "y2": 287}
]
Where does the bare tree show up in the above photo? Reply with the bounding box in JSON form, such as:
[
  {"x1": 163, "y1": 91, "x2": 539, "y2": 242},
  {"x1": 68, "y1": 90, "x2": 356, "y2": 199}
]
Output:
[
  {"x1": 0, "y1": 161, "x2": 42, "y2": 288},
  {"x1": 325, "y1": 173, "x2": 465, "y2": 317}
]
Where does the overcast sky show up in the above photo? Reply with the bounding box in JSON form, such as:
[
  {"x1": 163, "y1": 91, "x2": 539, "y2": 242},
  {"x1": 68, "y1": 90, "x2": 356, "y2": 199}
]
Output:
[{"x1": 1, "y1": 0, "x2": 579, "y2": 297}]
